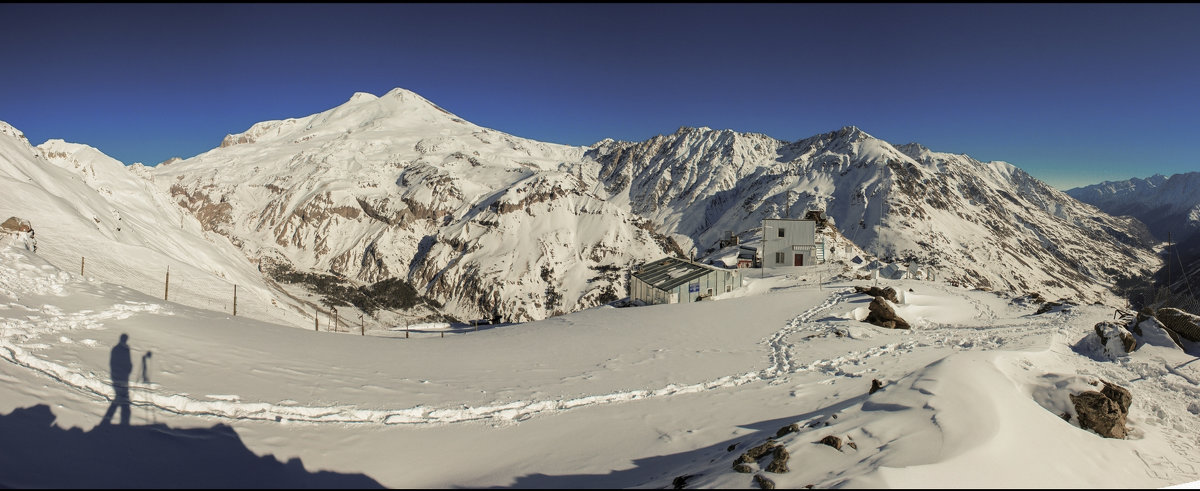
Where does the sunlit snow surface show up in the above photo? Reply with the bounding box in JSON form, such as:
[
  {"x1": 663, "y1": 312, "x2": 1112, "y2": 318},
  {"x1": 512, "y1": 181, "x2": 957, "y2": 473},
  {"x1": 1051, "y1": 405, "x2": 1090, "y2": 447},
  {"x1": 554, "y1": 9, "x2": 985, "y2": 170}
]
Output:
[{"x1": 2, "y1": 240, "x2": 1199, "y2": 488}]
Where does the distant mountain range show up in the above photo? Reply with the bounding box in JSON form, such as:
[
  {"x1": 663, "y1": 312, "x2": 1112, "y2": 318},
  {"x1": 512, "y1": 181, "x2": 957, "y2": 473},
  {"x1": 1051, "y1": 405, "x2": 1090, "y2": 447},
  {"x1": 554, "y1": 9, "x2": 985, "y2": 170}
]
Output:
[
  {"x1": 0, "y1": 88, "x2": 1165, "y2": 325},
  {"x1": 1067, "y1": 172, "x2": 1200, "y2": 243}
]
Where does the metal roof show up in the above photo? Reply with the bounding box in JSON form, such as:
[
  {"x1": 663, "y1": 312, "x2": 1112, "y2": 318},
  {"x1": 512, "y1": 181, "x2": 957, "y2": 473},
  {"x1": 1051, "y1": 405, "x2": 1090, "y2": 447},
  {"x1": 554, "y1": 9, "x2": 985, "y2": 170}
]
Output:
[{"x1": 632, "y1": 257, "x2": 729, "y2": 292}]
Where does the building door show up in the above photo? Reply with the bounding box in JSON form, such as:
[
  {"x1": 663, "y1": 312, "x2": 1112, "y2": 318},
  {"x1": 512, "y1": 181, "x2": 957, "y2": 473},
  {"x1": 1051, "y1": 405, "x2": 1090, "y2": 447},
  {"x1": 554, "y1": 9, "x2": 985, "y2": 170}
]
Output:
[
  {"x1": 794, "y1": 254, "x2": 803, "y2": 266},
  {"x1": 669, "y1": 292, "x2": 678, "y2": 304}
]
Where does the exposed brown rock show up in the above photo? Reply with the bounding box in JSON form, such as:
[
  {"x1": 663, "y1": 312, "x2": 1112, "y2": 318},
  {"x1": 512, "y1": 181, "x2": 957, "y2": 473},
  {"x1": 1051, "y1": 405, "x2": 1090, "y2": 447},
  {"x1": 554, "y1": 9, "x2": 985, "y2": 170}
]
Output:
[
  {"x1": 753, "y1": 473, "x2": 776, "y2": 489},
  {"x1": 765, "y1": 446, "x2": 790, "y2": 473},
  {"x1": 854, "y1": 285, "x2": 899, "y2": 303},
  {"x1": 818, "y1": 435, "x2": 843, "y2": 450},
  {"x1": 1094, "y1": 321, "x2": 1137, "y2": 355},
  {"x1": 863, "y1": 296, "x2": 910, "y2": 329},
  {"x1": 1070, "y1": 381, "x2": 1132, "y2": 439},
  {"x1": 1100, "y1": 380, "x2": 1132, "y2": 416},
  {"x1": 0, "y1": 217, "x2": 32, "y2": 233},
  {"x1": 869, "y1": 378, "x2": 884, "y2": 395},
  {"x1": 745, "y1": 440, "x2": 778, "y2": 460},
  {"x1": 776, "y1": 424, "x2": 800, "y2": 438}
]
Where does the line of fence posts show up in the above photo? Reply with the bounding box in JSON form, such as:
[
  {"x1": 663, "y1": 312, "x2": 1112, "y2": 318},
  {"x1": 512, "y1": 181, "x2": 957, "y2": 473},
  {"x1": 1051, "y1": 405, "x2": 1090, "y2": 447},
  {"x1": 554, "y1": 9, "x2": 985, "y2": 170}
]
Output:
[{"x1": 69, "y1": 256, "x2": 502, "y2": 339}]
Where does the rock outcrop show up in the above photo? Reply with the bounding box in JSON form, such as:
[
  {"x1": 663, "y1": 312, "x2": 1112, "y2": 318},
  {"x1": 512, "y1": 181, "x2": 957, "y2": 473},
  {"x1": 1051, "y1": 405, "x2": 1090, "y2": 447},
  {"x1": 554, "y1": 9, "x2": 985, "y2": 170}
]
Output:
[
  {"x1": 863, "y1": 296, "x2": 911, "y2": 329},
  {"x1": 818, "y1": 435, "x2": 843, "y2": 451},
  {"x1": 854, "y1": 285, "x2": 899, "y2": 303},
  {"x1": 1094, "y1": 321, "x2": 1137, "y2": 356},
  {"x1": 1, "y1": 216, "x2": 31, "y2": 234},
  {"x1": 1070, "y1": 380, "x2": 1132, "y2": 439}
]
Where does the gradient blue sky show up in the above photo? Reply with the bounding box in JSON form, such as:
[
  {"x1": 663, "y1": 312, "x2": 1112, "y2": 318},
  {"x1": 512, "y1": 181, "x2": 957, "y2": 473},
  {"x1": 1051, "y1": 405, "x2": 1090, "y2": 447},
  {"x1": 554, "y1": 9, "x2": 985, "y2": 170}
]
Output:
[{"x1": 2, "y1": 3, "x2": 1197, "y2": 189}]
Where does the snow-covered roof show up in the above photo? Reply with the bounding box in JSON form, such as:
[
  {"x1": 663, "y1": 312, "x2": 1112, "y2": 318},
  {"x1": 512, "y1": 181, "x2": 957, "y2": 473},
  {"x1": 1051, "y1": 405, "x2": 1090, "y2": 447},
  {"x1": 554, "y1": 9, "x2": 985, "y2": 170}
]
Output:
[{"x1": 632, "y1": 256, "x2": 731, "y2": 292}]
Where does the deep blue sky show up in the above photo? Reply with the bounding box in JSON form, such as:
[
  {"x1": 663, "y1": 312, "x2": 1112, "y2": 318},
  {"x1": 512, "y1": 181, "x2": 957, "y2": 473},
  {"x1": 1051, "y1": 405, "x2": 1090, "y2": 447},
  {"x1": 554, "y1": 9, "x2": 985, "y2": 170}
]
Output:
[{"x1": 2, "y1": 3, "x2": 1198, "y2": 189}]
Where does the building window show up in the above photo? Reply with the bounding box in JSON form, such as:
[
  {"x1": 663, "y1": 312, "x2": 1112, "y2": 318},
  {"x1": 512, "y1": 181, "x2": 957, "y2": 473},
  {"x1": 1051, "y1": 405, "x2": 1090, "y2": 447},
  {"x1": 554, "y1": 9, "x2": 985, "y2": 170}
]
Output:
[
  {"x1": 725, "y1": 285, "x2": 731, "y2": 292},
  {"x1": 778, "y1": 228, "x2": 785, "y2": 238},
  {"x1": 775, "y1": 252, "x2": 784, "y2": 264},
  {"x1": 707, "y1": 288, "x2": 713, "y2": 296}
]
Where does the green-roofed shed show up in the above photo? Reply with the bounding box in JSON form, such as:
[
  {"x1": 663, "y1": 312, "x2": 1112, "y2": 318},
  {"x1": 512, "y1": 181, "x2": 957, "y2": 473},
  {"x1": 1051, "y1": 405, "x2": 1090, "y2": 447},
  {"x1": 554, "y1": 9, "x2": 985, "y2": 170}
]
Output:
[{"x1": 629, "y1": 257, "x2": 742, "y2": 305}]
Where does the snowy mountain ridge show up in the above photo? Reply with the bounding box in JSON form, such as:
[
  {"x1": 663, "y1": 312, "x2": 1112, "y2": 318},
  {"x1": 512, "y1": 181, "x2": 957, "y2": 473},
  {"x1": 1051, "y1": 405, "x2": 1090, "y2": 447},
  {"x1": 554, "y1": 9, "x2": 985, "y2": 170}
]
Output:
[
  {"x1": 1, "y1": 87, "x2": 1164, "y2": 325},
  {"x1": 591, "y1": 123, "x2": 1158, "y2": 302},
  {"x1": 150, "y1": 88, "x2": 1159, "y2": 322}
]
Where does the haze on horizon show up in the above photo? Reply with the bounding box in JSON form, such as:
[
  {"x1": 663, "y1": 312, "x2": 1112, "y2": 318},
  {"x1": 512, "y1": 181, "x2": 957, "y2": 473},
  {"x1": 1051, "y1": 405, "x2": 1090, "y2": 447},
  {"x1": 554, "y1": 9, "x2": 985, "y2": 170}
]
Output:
[{"x1": 2, "y1": 3, "x2": 1198, "y2": 190}]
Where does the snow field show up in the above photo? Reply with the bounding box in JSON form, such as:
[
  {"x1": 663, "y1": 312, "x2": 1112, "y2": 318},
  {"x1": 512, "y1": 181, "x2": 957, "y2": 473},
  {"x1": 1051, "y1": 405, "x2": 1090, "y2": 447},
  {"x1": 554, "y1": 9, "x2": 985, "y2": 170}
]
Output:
[{"x1": 2, "y1": 239, "x2": 1200, "y2": 487}]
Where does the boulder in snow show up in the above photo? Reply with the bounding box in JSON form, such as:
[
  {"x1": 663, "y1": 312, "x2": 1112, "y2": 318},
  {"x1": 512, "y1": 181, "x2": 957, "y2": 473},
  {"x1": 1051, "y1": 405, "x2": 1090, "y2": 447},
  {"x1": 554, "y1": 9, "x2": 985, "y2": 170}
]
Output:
[
  {"x1": 817, "y1": 435, "x2": 843, "y2": 451},
  {"x1": 1070, "y1": 380, "x2": 1132, "y2": 439},
  {"x1": 775, "y1": 423, "x2": 800, "y2": 438},
  {"x1": 863, "y1": 296, "x2": 910, "y2": 329},
  {"x1": 1, "y1": 217, "x2": 32, "y2": 234},
  {"x1": 854, "y1": 285, "x2": 899, "y2": 303},
  {"x1": 765, "y1": 446, "x2": 790, "y2": 473},
  {"x1": 753, "y1": 473, "x2": 776, "y2": 489},
  {"x1": 1093, "y1": 321, "x2": 1137, "y2": 356}
]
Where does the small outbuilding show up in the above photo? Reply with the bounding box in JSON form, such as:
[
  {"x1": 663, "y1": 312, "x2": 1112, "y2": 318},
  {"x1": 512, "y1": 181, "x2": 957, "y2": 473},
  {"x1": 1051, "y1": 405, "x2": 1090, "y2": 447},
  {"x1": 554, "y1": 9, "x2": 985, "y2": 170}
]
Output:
[{"x1": 629, "y1": 257, "x2": 742, "y2": 305}]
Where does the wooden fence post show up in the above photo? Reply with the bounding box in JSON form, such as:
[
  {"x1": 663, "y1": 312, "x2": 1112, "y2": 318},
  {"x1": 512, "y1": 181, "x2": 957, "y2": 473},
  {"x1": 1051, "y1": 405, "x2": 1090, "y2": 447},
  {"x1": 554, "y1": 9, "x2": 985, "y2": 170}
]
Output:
[
  {"x1": 164, "y1": 266, "x2": 170, "y2": 301},
  {"x1": 80, "y1": 256, "x2": 85, "y2": 276},
  {"x1": 314, "y1": 309, "x2": 319, "y2": 331},
  {"x1": 233, "y1": 285, "x2": 237, "y2": 316}
]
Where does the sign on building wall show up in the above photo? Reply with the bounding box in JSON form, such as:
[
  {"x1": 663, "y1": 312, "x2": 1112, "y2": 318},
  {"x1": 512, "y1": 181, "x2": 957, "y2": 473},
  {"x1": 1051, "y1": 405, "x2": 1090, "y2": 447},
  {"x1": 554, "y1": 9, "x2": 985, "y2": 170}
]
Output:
[{"x1": 688, "y1": 283, "x2": 700, "y2": 293}]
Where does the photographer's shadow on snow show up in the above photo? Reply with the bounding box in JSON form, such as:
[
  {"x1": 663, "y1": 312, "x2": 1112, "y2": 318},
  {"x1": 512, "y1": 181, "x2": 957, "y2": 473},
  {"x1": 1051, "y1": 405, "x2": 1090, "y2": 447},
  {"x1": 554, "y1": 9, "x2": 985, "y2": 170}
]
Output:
[
  {"x1": 100, "y1": 333, "x2": 133, "y2": 426},
  {"x1": 0, "y1": 404, "x2": 383, "y2": 488}
]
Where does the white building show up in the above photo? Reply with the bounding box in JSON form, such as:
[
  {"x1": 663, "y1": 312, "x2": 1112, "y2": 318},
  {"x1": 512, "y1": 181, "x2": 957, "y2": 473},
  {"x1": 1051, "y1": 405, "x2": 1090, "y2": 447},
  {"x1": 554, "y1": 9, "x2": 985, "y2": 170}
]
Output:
[{"x1": 761, "y1": 218, "x2": 824, "y2": 267}]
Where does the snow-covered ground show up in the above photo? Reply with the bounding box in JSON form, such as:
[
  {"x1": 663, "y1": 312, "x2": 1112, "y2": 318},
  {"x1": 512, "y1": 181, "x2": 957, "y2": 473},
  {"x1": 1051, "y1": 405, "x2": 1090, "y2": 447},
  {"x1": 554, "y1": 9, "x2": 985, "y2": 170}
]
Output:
[{"x1": 1, "y1": 239, "x2": 1199, "y2": 488}]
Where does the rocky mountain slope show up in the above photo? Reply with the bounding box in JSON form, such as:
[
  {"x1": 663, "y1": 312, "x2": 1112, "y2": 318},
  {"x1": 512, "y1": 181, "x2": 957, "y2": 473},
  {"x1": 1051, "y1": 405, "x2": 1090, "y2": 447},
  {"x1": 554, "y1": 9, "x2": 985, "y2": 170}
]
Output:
[
  {"x1": 152, "y1": 89, "x2": 677, "y2": 323},
  {"x1": 590, "y1": 125, "x2": 1159, "y2": 303}
]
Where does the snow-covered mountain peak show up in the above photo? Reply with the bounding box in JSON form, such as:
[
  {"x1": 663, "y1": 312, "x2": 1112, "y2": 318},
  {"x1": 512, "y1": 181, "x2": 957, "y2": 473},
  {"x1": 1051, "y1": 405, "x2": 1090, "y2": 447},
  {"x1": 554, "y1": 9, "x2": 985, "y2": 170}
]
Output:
[
  {"x1": 214, "y1": 87, "x2": 478, "y2": 150},
  {"x1": 347, "y1": 91, "x2": 379, "y2": 103}
]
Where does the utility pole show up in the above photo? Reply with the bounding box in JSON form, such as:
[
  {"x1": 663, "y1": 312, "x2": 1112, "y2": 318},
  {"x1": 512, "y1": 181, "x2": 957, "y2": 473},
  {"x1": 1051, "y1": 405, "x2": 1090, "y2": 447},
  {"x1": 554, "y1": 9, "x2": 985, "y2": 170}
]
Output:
[
  {"x1": 359, "y1": 313, "x2": 364, "y2": 336},
  {"x1": 315, "y1": 309, "x2": 319, "y2": 331},
  {"x1": 80, "y1": 256, "x2": 85, "y2": 276},
  {"x1": 233, "y1": 285, "x2": 237, "y2": 316},
  {"x1": 164, "y1": 266, "x2": 170, "y2": 301}
]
